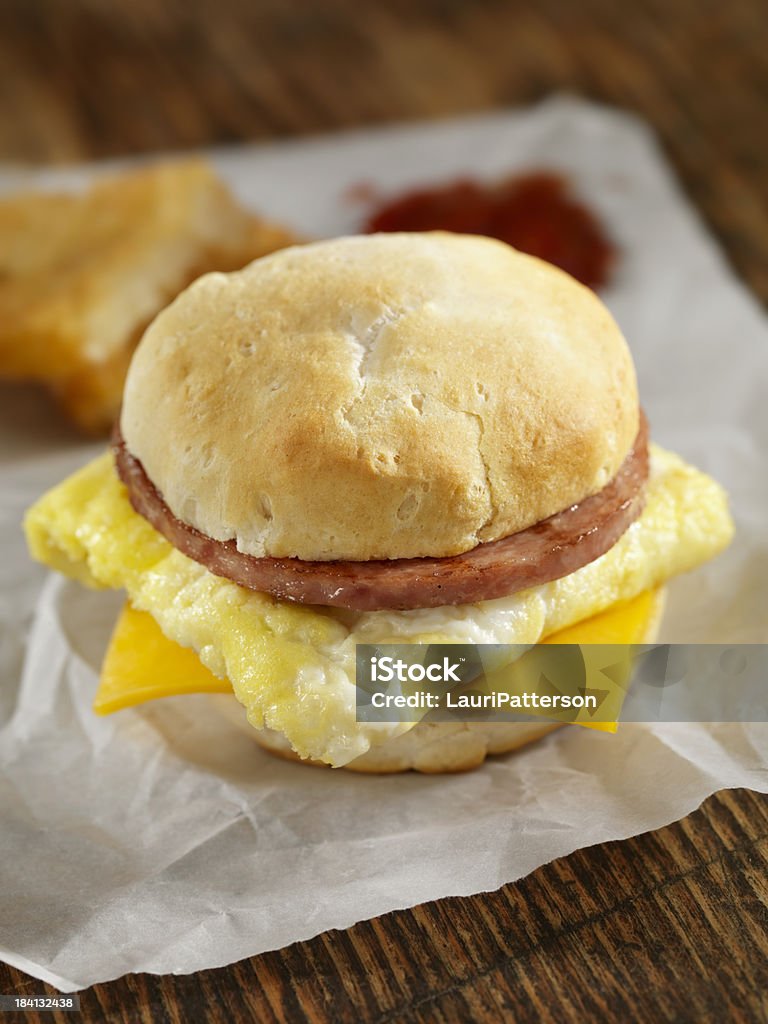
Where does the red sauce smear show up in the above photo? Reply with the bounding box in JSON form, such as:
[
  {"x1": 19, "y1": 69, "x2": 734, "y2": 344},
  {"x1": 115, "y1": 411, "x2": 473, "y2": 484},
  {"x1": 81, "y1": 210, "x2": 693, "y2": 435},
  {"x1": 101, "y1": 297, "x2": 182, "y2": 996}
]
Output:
[{"x1": 364, "y1": 172, "x2": 616, "y2": 290}]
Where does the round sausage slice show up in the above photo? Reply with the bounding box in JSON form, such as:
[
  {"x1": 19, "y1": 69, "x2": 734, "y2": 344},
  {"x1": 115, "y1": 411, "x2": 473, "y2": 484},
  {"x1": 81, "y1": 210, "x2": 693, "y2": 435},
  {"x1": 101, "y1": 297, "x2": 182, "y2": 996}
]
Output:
[{"x1": 114, "y1": 416, "x2": 648, "y2": 611}]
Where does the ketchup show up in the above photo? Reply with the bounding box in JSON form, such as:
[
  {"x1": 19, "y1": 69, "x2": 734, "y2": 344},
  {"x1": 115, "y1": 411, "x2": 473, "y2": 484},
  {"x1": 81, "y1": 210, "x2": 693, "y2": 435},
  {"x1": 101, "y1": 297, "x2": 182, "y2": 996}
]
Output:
[{"x1": 363, "y1": 172, "x2": 615, "y2": 290}]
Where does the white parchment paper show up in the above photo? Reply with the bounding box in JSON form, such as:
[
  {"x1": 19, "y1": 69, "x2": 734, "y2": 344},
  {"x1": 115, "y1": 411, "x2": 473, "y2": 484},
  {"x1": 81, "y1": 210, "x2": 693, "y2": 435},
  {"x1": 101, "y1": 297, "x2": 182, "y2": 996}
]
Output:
[{"x1": 1, "y1": 97, "x2": 766, "y2": 992}]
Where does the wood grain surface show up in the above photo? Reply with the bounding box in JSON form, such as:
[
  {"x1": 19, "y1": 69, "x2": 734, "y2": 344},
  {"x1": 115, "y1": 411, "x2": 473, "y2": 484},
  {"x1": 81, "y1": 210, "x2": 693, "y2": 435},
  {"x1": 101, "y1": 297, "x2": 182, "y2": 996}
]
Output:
[{"x1": 1, "y1": 1, "x2": 766, "y2": 1021}]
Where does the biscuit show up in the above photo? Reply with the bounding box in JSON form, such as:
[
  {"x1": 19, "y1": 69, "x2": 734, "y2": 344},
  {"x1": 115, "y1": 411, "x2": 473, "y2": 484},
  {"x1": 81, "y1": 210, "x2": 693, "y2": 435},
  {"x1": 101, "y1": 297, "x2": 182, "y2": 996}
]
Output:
[
  {"x1": 121, "y1": 233, "x2": 639, "y2": 561},
  {"x1": 252, "y1": 720, "x2": 564, "y2": 773},
  {"x1": 0, "y1": 160, "x2": 298, "y2": 433}
]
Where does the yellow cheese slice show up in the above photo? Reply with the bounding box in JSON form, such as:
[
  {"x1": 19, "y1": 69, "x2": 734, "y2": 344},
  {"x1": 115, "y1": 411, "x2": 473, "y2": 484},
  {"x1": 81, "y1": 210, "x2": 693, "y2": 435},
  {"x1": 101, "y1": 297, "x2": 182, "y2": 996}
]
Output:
[
  {"x1": 94, "y1": 589, "x2": 664, "y2": 738},
  {"x1": 96, "y1": 602, "x2": 231, "y2": 713},
  {"x1": 542, "y1": 585, "x2": 665, "y2": 731},
  {"x1": 540, "y1": 586, "x2": 662, "y2": 646}
]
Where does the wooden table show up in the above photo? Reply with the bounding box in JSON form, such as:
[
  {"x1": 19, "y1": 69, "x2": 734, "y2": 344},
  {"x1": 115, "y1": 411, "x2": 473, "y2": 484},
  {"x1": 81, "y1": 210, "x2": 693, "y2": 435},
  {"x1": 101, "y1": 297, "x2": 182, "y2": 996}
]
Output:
[{"x1": 1, "y1": 2, "x2": 766, "y2": 1021}]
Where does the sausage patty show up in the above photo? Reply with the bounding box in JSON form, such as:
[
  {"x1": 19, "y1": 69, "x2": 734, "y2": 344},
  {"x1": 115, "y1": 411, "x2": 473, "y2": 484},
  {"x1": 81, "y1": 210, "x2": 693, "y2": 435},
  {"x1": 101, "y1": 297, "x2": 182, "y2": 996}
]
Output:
[{"x1": 114, "y1": 415, "x2": 648, "y2": 611}]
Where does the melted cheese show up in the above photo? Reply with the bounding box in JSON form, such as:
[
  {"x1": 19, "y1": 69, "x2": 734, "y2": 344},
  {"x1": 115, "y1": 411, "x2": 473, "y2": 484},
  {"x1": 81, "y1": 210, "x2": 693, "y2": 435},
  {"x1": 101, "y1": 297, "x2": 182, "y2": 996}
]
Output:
[
  {"x1": 96, "y1": 601, "x2": 232, "y2": 712},
  {"x1": 25, "y1": 445, "x2": 733, "y2": 766}
]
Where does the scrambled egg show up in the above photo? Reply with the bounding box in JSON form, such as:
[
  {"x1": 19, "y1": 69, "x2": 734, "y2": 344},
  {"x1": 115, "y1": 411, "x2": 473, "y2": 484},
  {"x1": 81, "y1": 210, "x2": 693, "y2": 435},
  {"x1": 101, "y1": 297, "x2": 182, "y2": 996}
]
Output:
[{"x1": 25, "y1": 446, "x2": 733, "y2": 766}]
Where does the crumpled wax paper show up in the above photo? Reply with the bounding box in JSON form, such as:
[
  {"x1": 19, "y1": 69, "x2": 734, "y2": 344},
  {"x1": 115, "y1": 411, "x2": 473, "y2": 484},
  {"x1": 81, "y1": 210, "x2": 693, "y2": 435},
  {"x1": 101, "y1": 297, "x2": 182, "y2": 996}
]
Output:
[{"x1": 1, "y1": 97, "x2": 766, "y2": 993}]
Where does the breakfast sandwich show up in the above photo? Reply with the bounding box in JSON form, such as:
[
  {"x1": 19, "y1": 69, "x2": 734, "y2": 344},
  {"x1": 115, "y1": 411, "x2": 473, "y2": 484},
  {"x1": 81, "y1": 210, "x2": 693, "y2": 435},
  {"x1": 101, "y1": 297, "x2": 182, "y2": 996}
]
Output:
[
  {"x1": 0, "y1": 159, "x2": 298, "y2": 434},
  {"x1": 25, "y1": 233, "x2": 734, "y2": 772}
]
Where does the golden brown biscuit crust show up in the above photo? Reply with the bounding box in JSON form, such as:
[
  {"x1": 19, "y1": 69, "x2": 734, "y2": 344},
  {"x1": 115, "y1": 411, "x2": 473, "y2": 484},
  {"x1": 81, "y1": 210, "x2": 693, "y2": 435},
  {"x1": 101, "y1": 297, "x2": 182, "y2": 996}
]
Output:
[{"x1": 122, "y1": 233, "x2": 639, "y2": 560}]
